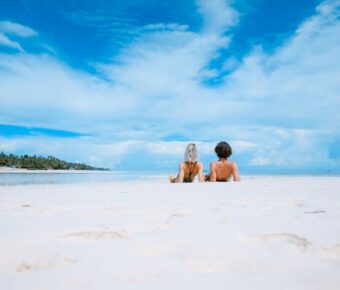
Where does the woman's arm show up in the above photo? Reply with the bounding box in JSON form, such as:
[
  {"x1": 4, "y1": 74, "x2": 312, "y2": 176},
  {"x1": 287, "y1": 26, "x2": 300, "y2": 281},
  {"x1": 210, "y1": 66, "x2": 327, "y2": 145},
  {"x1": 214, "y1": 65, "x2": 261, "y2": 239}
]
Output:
[
  {"x1": 176, "y1": 162, "x2": 185, "y2": 183},
  {"x1": 197, "y1": 162, "x2": 205, "y2": 182},
  {"x1": 209, "y1": 162, "x2": 217, "y2": 182},
  {"x1": 232, "y1": 162, "x2": 240, "y2": 181}
]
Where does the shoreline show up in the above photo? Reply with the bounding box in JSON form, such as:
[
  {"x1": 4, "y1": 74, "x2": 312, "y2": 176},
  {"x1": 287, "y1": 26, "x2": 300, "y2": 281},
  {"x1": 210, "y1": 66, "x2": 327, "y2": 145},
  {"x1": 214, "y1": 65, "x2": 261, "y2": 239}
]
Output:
[{"x1": 1, "y1": 166, "x2": 339, "y2": 176}]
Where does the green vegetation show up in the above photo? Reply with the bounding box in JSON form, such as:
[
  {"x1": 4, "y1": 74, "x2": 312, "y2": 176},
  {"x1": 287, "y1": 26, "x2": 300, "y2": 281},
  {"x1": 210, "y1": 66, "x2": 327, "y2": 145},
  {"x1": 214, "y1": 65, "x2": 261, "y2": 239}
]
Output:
[{"x1": 0, "y1": 152, "x2": 108, "y2": 171}]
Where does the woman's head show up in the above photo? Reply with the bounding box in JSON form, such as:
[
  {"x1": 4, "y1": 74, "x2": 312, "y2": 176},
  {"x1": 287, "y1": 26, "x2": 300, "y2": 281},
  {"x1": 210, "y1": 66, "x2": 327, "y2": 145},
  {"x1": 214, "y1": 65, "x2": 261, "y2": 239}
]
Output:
[
  {"x1": 215, "y1": 141, "x2": 232, "y2": 159},
  {"x1": 184, "y1": 143, "x2": 198, "y2": 162}
]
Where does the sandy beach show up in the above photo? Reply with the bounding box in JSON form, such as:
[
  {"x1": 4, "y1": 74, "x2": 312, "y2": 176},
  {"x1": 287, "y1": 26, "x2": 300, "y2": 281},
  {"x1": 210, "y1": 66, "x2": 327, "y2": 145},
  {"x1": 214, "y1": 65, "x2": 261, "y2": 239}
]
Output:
[{"x1": 1, "y1": 176, "x2": 340, "y2": 290}]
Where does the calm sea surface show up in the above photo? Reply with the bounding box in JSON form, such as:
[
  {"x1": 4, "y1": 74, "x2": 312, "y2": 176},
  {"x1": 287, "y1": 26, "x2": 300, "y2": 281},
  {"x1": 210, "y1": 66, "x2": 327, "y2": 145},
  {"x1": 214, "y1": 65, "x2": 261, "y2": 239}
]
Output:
[
  {"x1": 0, "y1": 171, "x2": 169, "y2": 186},
  {"x1": 1, "y1": 171, "x2": 338, "y2": 186}
]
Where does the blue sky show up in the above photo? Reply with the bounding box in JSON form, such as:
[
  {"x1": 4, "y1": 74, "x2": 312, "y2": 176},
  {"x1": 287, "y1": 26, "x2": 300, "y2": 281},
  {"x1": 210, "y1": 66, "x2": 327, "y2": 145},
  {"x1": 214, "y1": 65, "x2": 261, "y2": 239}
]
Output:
[{"x1": 0, "y1": 0, "x2": 339, "y2": 172}]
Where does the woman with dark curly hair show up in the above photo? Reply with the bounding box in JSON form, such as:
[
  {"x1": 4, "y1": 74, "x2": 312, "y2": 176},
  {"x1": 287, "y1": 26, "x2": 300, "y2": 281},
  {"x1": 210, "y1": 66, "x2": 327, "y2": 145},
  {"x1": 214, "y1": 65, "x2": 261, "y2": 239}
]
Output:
[
  {"x1": 169, "y1": 143, "x2": 205, "y2": 183},
  {"x1": 208, "y1": 141, "x2": 240, "y2": 182}
]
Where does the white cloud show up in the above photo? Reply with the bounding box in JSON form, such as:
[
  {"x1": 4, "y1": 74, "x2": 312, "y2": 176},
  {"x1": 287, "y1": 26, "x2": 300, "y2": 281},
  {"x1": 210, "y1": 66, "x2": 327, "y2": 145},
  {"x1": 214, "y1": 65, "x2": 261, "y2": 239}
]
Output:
[
  {"x1": 0, "y1": 136, "x2": 144, "y2": 168},
  {"x1": 0, "y1": 21, "x2": 37, "y2": 52},
  {"x1": 142, "y1": 23, "x2": 189, "y2": 32},
  {"x1": 0, "y1": 53, "x2": 140, "y2": 130},
  {"x1": 0, "y1": 32, "x2": 24, "y2": 51},
  {"x1": 197, "y1": 0, "x2": 238, "y2": 35},
  {"x1": 0, "y1": 21, "x2": 37, "y2": 37}
]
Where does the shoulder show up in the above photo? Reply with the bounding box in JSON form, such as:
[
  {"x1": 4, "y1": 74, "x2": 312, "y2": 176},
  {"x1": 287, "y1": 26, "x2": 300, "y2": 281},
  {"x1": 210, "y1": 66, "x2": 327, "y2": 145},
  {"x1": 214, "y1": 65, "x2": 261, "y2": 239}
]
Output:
[
  {"x1": 229, "y1": 161, "x2": 238, "y2": 169},
  {"x1": 179, "y1": 161, "x2": 186, "y2": 169},
  {"x1": 196, "y1": 161, "x2": 204, "y2": 169},
  {"x1": 210, "y1": 161, "x2": 217, "y2": 168}
]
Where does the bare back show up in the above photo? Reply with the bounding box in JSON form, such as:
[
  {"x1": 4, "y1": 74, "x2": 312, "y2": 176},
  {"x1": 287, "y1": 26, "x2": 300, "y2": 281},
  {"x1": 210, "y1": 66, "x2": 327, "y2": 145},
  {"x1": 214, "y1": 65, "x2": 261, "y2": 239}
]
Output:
[
  {"x1": 174, "y1": 161, "x2": 205, "y2": 183},
  {"x1": 183, "y1": 162, "x2": 199, "y2": 182},
  {"x1": 210, "y1": 159, "x2": 240, "y2": 182}
]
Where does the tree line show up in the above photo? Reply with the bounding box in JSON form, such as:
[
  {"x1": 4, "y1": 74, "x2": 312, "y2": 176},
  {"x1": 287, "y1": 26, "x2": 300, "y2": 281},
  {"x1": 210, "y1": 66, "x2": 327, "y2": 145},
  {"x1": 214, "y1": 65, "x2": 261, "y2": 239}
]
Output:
[{"x1": 0, "y1": 152, "x2": 108, "y2": 171}]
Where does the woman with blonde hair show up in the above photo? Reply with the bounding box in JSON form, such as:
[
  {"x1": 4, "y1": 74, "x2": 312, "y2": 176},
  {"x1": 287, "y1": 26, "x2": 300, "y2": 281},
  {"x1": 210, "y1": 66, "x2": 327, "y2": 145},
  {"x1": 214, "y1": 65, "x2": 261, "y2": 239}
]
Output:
[{"x1": 169, "y1": 143, "x2": 205, "y2": 183}]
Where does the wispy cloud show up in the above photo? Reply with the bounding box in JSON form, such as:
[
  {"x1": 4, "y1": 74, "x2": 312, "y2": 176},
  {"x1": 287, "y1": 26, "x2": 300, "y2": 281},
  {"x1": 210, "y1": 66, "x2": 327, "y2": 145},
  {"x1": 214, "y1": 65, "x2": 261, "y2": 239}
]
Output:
[
  {"x1": 60, "y1": 9, "x2": 141, "y2": 42},
  {"x1": 0, "y1": 32, "x2": 24, "y2": 51},
  {"x1": 197, "y1": 0, "x2": 238, "y2": 34},
  {"x1": 0, "y1": 21, "x2": 37, "y2": 52},
  {"x1": 0, "y1": 21, "x2": 37, "y2": 37}
]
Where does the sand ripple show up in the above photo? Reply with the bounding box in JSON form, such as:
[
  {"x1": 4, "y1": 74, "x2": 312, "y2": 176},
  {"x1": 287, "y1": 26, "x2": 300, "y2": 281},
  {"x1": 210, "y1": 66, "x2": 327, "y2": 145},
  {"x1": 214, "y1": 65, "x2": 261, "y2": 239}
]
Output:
[
  {"x1": 63, "y1": 230, "x2": 127, "y2": 240},
  {"x1": 249, "y1": 233, "x2": 312, "y2": 250}
]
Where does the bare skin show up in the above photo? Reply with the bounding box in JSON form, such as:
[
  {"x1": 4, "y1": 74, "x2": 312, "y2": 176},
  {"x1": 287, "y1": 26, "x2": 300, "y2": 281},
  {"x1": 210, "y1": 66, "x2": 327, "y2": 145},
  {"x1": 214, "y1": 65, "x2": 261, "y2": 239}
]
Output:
[
  {"x1": 209, "y1": 158, "x2": 240, "y2": 182},
  {"x1": 169, "y1": 161, "x2": 205, "y2": 183}
]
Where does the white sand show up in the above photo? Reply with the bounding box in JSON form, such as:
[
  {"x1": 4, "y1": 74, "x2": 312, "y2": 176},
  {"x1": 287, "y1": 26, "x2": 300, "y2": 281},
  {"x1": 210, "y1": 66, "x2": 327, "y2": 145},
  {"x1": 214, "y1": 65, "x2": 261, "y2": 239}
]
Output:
[
  {"x1": 0, "y1": 176, "x2": 340, "y2": 290},
  {"x1": 0, "y1": 166, "x2": 30, "y2": 172}
]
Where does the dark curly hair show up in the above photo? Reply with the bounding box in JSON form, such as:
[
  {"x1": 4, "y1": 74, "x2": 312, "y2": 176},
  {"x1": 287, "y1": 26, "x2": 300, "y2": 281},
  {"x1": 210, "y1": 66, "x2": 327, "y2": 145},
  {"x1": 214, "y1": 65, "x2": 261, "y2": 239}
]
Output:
[{"x1": 215, "y1": 141, "x2": 232, "y2": 159}]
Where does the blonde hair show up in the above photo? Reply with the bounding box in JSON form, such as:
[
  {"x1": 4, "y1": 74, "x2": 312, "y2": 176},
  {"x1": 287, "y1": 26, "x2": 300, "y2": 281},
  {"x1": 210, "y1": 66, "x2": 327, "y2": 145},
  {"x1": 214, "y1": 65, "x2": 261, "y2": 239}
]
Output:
[{"x1": 184, "y1": 143, "x2": 198, "y2": 162}]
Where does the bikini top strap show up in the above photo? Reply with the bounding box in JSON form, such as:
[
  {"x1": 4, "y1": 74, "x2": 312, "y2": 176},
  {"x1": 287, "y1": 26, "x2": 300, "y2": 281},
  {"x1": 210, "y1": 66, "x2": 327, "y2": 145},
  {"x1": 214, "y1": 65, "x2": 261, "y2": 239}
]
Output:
[{"x1": 187, "y1": 161, "x2": 197, "y2": 177}]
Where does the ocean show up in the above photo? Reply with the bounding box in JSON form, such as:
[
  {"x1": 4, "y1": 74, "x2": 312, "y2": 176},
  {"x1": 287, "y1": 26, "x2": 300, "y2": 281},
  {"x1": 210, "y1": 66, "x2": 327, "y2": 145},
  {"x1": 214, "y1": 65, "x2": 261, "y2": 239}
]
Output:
[
  {"x1": 0, "y1": 171, "x2": 169, "y2": 186},
  {"x1": 1, "y1": 171, "x2": 338, "y2": 186}
]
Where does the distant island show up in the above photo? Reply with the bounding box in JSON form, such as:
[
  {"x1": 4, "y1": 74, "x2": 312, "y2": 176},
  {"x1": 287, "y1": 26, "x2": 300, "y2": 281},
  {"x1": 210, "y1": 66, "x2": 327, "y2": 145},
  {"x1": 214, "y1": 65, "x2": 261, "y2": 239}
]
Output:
[{"x1": 0, "y1": 152, "x2": 108, "y2": 171}]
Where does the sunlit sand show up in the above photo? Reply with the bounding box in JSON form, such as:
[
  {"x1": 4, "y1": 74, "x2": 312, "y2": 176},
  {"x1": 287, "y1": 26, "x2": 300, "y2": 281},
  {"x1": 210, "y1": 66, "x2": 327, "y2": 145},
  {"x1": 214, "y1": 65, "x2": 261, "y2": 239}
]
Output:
[{"x1": 1, "y1": 176, "x2": 339, "y2": 290}]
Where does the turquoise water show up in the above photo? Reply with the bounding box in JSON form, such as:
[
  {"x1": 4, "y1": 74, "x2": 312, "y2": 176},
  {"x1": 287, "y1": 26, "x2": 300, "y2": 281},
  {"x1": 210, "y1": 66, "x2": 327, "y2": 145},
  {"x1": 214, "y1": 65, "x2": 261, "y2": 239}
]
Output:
[
  {"x1": 0, "y1": 172, "x2": 168, "y2": 186},
  {"x1": 1, "y1": 171, "x2": 339, "y2": 186}
]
